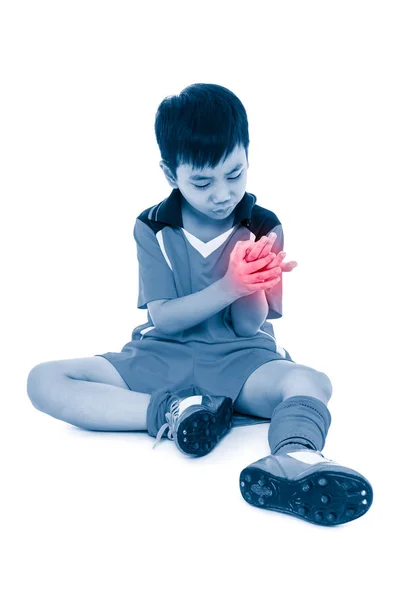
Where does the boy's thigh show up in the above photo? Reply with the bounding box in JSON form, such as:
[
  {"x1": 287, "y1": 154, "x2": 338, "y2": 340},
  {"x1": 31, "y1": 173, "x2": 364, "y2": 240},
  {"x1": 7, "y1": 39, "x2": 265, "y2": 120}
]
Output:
[
  {"x1": 234, "y1": 359, "x2": 298, "y2": 419},
  {"x1": 30, "y1": 356, "x2": 130, "y2": 390}
]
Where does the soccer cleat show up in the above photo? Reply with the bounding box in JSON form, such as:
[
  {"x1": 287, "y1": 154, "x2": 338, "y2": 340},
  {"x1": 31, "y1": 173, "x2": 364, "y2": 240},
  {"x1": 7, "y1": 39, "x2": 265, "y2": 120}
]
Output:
[
  {"x1": 153, "y1": 393, "x2": 234, "y2": 457},
  {"x1": 239, "y1": 449, "x2": 373, "y2": 526}
]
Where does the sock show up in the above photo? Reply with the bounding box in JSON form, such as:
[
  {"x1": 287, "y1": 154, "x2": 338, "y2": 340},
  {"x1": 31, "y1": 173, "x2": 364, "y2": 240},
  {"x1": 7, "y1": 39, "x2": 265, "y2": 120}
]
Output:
[
  {"x1": 275, "y1": 443, "x2": 311, "y2": 455},
  {"x1": 268, "y1": 395, "x2": 332, "y2": 456}
]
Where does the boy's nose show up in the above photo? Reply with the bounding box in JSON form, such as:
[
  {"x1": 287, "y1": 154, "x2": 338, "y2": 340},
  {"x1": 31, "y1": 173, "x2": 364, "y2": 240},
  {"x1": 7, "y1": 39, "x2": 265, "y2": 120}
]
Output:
[{"x1": 213, "y1": 192, "x2": 232, "y2": 206}]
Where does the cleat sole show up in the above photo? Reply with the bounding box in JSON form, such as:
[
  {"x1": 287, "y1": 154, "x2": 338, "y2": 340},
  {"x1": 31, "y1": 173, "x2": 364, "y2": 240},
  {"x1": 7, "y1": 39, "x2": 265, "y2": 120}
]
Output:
[
  {"x1": 239, "y1": 466, "x2": 373, "y2": 526},
  {"x1": 175, "y1": 397, "x2": 233, "y2": 457}
]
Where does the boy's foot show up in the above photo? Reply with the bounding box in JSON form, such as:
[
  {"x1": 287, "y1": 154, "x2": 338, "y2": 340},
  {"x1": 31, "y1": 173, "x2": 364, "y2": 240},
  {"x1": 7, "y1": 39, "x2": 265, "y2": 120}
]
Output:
[
  {"x1": 153, "y1": 393, "x2": 234, "y2": 457},
  {"x1": 239, "y1": 449, "x2": 373, "y2": 526}
]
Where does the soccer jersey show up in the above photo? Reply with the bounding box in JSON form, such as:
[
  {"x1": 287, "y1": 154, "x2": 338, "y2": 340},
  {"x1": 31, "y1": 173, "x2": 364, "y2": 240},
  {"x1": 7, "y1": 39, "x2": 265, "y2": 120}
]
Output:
[{"x1": 96, "y1": 187, "x2": 294, "y2": 428}]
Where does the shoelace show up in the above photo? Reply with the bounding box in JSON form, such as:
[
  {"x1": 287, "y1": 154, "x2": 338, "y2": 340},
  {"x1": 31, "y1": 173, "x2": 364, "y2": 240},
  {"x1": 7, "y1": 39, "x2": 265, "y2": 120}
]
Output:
[{"x1": 153, "y1": 396, "x2": 182, "y2": 450}]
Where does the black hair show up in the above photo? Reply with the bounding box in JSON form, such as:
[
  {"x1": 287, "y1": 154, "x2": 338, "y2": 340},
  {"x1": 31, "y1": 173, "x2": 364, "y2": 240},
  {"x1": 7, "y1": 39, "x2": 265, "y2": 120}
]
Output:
[{"x1": 154, "y1": 83, "x2": 250, "y2": 180}]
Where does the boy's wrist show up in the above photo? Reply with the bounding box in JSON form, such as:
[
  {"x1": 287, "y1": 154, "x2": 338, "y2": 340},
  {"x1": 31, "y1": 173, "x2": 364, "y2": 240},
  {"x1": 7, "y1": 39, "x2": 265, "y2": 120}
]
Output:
[{"x1": 219, "y1": 275, "x2": 244, "y2": 304}]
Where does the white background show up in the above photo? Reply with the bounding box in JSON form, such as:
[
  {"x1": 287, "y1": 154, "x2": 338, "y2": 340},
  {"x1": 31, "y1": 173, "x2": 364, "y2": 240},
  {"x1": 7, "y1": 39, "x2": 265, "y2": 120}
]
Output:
[{"x1": 1, "y1": 1, "x2": 399, "y2": 598}]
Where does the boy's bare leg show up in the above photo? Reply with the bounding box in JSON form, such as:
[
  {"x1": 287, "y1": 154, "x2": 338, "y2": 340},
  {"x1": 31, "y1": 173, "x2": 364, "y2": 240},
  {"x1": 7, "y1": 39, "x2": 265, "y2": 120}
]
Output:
[{"x1": 27, "y1": 365, "x2": 151, "y2": 431}]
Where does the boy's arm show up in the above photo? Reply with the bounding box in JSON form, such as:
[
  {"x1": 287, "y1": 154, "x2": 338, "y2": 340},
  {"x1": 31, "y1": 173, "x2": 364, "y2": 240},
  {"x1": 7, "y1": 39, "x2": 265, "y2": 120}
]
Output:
[
  {"x1": 157, "y1": 277, "x2": 242, "y2": 336},
  {"x1": 230, "y1": 291, "x2": 269, "y2": 337}
]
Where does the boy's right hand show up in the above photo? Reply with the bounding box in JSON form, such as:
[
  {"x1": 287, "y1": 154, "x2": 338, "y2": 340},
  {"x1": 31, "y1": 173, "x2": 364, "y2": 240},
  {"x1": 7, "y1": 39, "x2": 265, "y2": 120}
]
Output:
[{"x1": 222, "y1": 240, "x2": 281, "y2": 299}]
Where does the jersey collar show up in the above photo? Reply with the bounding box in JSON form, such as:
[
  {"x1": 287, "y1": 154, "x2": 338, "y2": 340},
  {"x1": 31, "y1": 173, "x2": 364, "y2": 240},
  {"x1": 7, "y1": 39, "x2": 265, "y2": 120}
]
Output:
[{"x1": 148, "y1": 187, "x2": 256, "y2": 229}]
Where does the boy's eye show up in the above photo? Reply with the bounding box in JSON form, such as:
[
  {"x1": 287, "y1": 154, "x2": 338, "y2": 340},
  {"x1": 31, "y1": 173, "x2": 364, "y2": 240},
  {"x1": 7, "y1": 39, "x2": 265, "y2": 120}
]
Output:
[{"x1": 193, "y1": 171, "x2": 242, "y2": 190}]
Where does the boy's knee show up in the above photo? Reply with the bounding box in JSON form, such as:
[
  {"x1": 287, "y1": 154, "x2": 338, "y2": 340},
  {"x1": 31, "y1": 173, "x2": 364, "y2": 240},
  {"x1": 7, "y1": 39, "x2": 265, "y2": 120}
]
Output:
[
  {"x1": 27, "y1": 363, "x2": 57, "y2": 411},
  {"x1": 281, "y1": 364, "x2": 333, "y2": 401},
  {"x1": 319, "y1": 371, "x2": 333, "y2": 399}
]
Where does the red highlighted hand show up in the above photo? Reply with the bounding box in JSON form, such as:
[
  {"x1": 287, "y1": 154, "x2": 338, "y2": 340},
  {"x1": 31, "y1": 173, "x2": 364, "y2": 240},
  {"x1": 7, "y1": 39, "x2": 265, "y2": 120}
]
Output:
[
  {"x1": 224, "y1": 237, "x2": 281, "y2": 298},
  {"x1": 223, "y1": 231, "x2": 298, "y2": 299},
  {"x1": 244, "y1": 231, "x2": 298, "y2": 274}
]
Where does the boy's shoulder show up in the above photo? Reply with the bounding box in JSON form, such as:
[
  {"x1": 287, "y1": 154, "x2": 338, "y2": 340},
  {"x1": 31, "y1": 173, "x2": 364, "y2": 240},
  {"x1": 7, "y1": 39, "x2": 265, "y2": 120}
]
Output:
[
  {"x1": 249, "y1": 202, "x2": 282, "y2": 233},
  {"x1": 134, "y1": 204, "x2": 167, "y2": 236}
]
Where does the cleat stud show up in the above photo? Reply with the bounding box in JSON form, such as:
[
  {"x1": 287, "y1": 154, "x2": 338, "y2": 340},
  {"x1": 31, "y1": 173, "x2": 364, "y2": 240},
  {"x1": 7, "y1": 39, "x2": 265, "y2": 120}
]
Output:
[
  {"x1": 204, "y1": 443, "x2": 209, "y2": 450},
  {"x1": 245, "y1": 474, "x2": 252, "y2": 483},
  {"x1": 318, "y1": 477, "x2": 328, "y2": 487},
  {"x1": 361, "y1": 490, "x2": 367, "y2": 496},
  {"x1": 320, "y1": 495, "x2": 329, "y2": 504},
  {"x1": 315, "y1": 511, "x2": 324, "y2": 521},
  {"x1": 203, "y1": 414, "x2": 209, "y2": 422},
  {"x1": 183, "y1": 438, "x2": 187, "y2": 442},
  {"x1": 193, "y1": 443, "x2": 199, "y2": 450},
  {"x1": 302, "y1": 483, "x2": 311, "y2": 492},
  {"x1": 183, "y1": 430, "x2": 187, "y2": 435},
  {"x1": 205, "y1": 428, "x2": 210, "y2": 436},
  {"x1": 258, "y1": 497, "x2": 265, "y2": 505},
  {"x1": 298, "y1": 506, "x2": 308, "y2": 516},
  {"x1": 211, "y1": 417, "x2": 216, "y2": 424},
  {"x1": 258, "y1": 477, "x2": 266, "y2": 486},
  {"x1": 245, "y1": 492, "x2": 251, "y2": 501},
  {"x1": 193, "y1": 421, "x2": 198, "y2": 428},
  {"x1": 265, "y1": 487, "x2": 273, "y2": 497},
  {"x1": 327, "y1": 512, "x2": 336, "y2": 522},
  {"x1": 362, "y1": 499, "x2": 368, "y2": 505},
  {"x1": 345, "y1": 508, "x2": 355, "y2": 517},
  {"x1": 241, "y1": 481, "x2": 245, "y2": 487}
]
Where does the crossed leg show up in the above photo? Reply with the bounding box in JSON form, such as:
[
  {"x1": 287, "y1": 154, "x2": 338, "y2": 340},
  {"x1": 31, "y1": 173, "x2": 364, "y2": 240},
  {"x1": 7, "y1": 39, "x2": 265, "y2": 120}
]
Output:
[
  {"x1": 234, "y1": 359, "x2": 333, "y2": 420},
  {"x1": 27, "y1": 356, "x2": 152, "y2": 430}
]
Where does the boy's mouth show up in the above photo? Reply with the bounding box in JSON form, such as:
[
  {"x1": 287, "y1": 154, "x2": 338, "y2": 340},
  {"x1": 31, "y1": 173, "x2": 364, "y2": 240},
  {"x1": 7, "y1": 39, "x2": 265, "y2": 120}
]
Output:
[{"x1": 212, "y1": 203, "x2": 233, "y2": 214}]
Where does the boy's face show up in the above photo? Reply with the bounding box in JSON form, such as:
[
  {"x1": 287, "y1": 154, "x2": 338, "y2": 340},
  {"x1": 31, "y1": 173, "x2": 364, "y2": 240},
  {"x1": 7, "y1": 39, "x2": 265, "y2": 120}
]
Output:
[{"x1": 160, "y1": 144, "x2": 249, "y2": 223}]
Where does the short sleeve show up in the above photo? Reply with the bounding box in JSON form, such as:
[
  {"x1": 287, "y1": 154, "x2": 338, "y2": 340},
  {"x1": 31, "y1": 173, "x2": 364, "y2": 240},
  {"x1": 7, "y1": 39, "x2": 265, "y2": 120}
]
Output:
[
  {"x1": 264, "y1": 223, "x2": 284, "y2": 319},
  {"x1": 134, "y1": 219, "x2": 178, "y2": 309}
]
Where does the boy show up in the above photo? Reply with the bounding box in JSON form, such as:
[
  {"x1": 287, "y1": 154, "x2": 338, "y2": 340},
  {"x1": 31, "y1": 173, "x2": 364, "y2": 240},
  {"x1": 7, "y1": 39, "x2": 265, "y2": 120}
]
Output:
[{"x1": 27, "y1": 83, "x2": 373, "y2": 527}]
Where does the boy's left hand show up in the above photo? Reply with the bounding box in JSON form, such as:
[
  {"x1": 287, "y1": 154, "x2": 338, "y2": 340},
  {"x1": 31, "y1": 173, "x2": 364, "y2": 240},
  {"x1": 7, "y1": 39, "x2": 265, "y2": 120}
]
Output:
[{"x1": 244, "y1": 232, "x2": 298, "y2": 272}]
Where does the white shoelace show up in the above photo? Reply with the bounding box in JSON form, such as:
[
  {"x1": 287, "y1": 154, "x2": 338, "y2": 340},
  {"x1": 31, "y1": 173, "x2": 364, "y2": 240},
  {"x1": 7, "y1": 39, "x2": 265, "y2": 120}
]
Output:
[{"x1": 153, "y1": 397, "x2": 182, "y2": 450}]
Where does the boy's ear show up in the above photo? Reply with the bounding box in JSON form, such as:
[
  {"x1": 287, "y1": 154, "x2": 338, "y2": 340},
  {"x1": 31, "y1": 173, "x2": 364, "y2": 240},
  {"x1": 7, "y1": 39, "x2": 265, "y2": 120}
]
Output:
[{"x1": 159, "y1": 160, "x2": 178, "y2": 189}]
